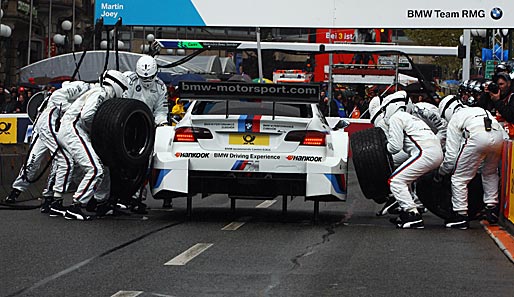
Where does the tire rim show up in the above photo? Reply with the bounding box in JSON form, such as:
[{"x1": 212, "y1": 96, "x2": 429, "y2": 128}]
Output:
[{"x1": 122, "y1": 110, "x2": 153, "y2": 160}]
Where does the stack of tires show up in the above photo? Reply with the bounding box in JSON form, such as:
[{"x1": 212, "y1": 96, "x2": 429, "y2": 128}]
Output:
[
  {"x1": 350, "y1": 127, "x2": 484, "y2": 220},
  {"x1": 91, "y1": 98, "x2": 155, "y2": 203}
]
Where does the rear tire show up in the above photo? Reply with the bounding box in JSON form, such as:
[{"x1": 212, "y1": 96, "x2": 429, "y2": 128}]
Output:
[
  {"x1": 91, "y1": 98, "x2": 155, "y2": 200},
  {"x1": 91, "y1": 98, "x2": 155, "y2": 167},
  {"x1": 416, "y1": 171, "x2": 485, "y2": 220},
  {"x1": 350, "y1": 127, "x2": 393, "y2": 204}
]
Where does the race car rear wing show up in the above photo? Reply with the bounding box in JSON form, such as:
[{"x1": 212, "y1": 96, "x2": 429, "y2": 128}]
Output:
[
  {"x1": 157, "y1": 39, "x2": 462, "y2": 57},
  {"x1": 179, "y1": 81, "x2": 320, "y2": 119}
]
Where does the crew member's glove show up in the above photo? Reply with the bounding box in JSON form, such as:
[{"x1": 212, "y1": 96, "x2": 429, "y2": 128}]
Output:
[
  {"x1": 433, "y1": 168, "x2": 445, "y2": 183},
  {"x1": 149, "y1": 41, "x2": 162, "y2": 57}
]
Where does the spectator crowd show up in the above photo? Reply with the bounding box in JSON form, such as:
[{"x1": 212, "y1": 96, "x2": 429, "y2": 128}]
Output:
[{"x1": 0, "y1": 84, "x2": 53, "y2": 114}]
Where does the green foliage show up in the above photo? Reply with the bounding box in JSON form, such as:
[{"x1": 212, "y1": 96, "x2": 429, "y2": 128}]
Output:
[{"x1": 404, "y1": 29, "x2": 462, "y2": 79}]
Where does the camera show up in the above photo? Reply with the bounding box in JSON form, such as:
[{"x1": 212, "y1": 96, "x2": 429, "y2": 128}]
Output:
[{"x1": 488, "y1": 82, "x2": 499, "y2": 94}]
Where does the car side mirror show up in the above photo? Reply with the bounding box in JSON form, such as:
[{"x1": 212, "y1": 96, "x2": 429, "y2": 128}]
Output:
[{"x1": 332, "y1": 119, "x2": 350, "y2": 131}]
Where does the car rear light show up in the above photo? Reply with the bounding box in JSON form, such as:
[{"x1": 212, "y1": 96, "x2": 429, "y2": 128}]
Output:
[
  {"x1": 174, "y1": 127, "x2": 213, "y2": 142},
  {"x1": 284, "y1": 130, "x2": 326, "y2": 146}
]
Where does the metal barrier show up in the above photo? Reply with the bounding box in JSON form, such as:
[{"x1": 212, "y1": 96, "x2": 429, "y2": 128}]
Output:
[{"x1": 0, "y1": 114, "x2": 47, "y2": 201}]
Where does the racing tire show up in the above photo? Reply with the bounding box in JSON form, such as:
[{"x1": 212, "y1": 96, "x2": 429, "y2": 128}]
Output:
[
  {"x1": 27, "y1": 92, "x2": 47, "y2": 123},
  {"x1": 416, "y1": 171, "x2": 485, "y2": 220},
  {"x1": 110, "y1": 165, "x2": 148, "y2": 203},
  {"x1": 91, "y1": 98, "x2": 155, "y2": 167},
  {"x1": 350, "y1": 127, "x2": 393, "y2": 204}
]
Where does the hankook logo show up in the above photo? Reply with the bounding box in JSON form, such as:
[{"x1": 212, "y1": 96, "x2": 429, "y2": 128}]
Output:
[
  {"x1": 491, "y1": 7, "x2": 503, "y2": 20},
  {"x1": 175, "y1": 152, "x2": 210, "y2": 158},
  {"x1": 286, "y1": 155, "x2": 323, "y2": 162}
]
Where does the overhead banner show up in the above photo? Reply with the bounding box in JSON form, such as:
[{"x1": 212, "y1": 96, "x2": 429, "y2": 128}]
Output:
[{"x1": 95, "y1": 0, "x2": 513, "y2": 28}]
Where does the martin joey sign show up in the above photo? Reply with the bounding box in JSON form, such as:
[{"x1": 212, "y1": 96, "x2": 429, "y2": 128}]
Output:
[{"x1": 95, "y1": 0, "x2": 513, "y2": 28}]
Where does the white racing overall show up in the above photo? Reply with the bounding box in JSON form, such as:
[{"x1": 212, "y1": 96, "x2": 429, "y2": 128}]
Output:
[
  {"x1": 439, "y1": 107, "x2": 506, "y2": 212},
  {"x1": 387, "y1": 111, "x2": 444, "y2": 211}
]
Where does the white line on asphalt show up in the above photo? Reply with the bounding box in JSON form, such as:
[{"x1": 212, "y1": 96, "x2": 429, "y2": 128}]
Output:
[
  {"x1": 111, "y1": 291, "x2": 143, "y2": 297},
  {"x1": 255, "y1": 200, "x2": 277, "y2": 208},
  {"x1": 222, "y1": 221, "x2": 246, "y2": 231},
  {"x1": 164, "y1": 243, "x2": 213, "y2": 266}
]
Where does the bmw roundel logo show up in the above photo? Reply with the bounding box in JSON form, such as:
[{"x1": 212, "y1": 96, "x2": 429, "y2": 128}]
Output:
[
  {"x1": 491, "y1": 7, "x2": 503, "y2": 20},
  {"x1": 136, "y1": 85, "x2": 141, "y2": 92}
]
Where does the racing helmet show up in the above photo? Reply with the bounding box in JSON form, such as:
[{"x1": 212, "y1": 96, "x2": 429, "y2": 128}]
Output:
[
  {"x1": 101, "y1": 70, "x2": 129, "y2": 98},
  {"x1": 438, "y1": 95, "x2": 464, "y2": 122},
  {"x1": 368, "y1": 96, "x2": 383, "y2": 124},
  {"x1": 465, "y1": 96, "x2": 477, "y2": 107},
  {"x1": 495, "y1": 62, "x2": 512, "y2": 75},
  {"x1": 136, "y1": 55, "x2": 158, "y2": 88},
  {"x1": 381, "y1": 91, "x2": 408, "y2": 124}
]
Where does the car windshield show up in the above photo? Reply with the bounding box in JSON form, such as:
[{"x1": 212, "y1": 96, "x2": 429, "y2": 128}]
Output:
[{"x1": 192, "y1": 101, "x2": 313, "y2": 118}]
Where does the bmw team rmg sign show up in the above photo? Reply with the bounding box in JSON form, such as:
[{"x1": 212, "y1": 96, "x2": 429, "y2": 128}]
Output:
[{"x1": 95, "y1": 0, "x2": 513, "y2": 28}]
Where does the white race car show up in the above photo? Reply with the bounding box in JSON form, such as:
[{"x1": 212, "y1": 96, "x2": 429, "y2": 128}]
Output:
[{"x1": 151, "y1": 81, "x2": 349, "y2": 214}]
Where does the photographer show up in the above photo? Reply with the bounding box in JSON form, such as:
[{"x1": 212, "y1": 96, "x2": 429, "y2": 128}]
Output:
[{"x1": 489, "y1": 72, "x2": 514, "y2": 124}]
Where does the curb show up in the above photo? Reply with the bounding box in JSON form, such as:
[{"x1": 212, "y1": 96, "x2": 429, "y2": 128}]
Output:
[{"x1": 481, "y1": 220, "x2": 514, "y2": 264}]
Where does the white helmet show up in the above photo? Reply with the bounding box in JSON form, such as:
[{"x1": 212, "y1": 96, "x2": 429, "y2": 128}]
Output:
[
  {"x1": 101, "y1": 70, "x2": 129, "y2": 98},
  {"x1": 136, "y1": 55, "x2": 158, "y2": 88},
  {"x1": 368, "y1": 96, "x2": 383, "y2": 124},
  {"x1": 438, "y1": 95, "x2": 464, "y2": 122},
  {"x1": 381, "y1": 91, "x2": 408, "y2": 124}
]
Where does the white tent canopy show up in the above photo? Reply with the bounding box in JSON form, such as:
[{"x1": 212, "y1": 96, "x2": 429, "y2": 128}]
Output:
[{"x1": 19, "y1": 51, "x2": 226, "y2": 83}]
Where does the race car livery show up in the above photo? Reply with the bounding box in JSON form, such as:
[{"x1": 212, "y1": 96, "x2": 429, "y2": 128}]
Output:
[{"x1": 152, "y1": 81, "x2": 349, "y2": 202}]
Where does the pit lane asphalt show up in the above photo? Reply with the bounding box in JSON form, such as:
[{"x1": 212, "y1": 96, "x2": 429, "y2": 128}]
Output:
[{"x1": 1, "y1": 161, "x2": 513, "y2": 297}]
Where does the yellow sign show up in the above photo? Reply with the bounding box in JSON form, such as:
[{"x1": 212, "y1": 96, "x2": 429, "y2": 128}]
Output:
[
  {"x1": 229, "y1": 133, "x2": 269, "y2": 146},
  {"x1": 0, "y1": 118, "x2": 17, "y2": 144}
]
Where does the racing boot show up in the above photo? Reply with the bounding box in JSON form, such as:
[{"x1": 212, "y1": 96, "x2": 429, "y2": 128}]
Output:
[
  {"x1": 49, "y1": 199, "x2": 67, "y2": 217},
  {"x1": 5, "y1": 189, "x2": 21, "y2": 204},
  {"x1": 65, "y1": 203, "x2": 91, "y2": 221},
  {"x1": 393, "y1": 210, "x2": 424, "y2": 229},
  {"x1": 86, "y1": 198, "x2": 98, "y2": 212},
  {"x1": 40, "y1": 196, "x2": 54, "y2": 213},
  {"x1": 130, "y1": 200, "x2": 148, "y2": 214},
  {"x1": 484, "y1": 204, "x2": 499, "y2": 225},
  {"x1": 445, "y1": 212, "x2": 469, "y2": 230},
  {"x1": 376, "y1": 195, "x2": 400, "y2": 216},
  {"x1": 96, "y1": 201, "x2": 115, "y2": 217},
  {"x1": 162, "y1": 198, "x2": 173, "y2": 209}
]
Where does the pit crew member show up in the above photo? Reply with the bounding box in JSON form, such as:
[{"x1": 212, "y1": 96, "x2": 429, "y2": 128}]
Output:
[
  {"x1": 56, "y1": 70, "x2": 129, "y2": 220},
  {"x1": 437, "y1": 95, "x2": 506, "y2": 229},
  {"x1": 382, "y1": 92, "x2": 443, "y2": 229},
  {"x1": 124, "y1": 55, "x2": 170, "y2": 209},
  {"x1": 5, "y1": 81, "x2": 90, "y2": 213}
]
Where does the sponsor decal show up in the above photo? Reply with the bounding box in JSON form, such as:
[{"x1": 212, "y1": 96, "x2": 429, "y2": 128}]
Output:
[
  {"x1": 491, "y1": 7, "x2": 503, "y2": 20},
  {"x1": 180, "y1": 81, "x2": 319, "y2": 102},
  {"x1": 231, "y1": 160, "x2": 260, "y2": 171},
  {"x1": 286, "y1": 155, "x2": 323, "y2": 162},
  {"x1": 238, "y1": 115, "x2": 261, "y2": 133},
  {"x1": 0, "y1": 118, "x2": 16, "y2": 143},
  {"x1": 214, "y1": 152, "x2": 279, "y2": 160},
  {"x1": 175, "y1": 152, "x2": 210, "y2": 158},
  {"x1": 407, "y1": 9, "x2": 487, "y2": 19},
  {"x1": 243, "y1": 134, "x2": 256, "y2": 143},
  {"x1": 324, "y1": 174, "x2": 347, "y2": 194},
  {"x1": 223, "y1": 147, "x2": 271, "y2": 152},
  {"x1": 262, "y1": 123, "x2": 295, "y2": 131},
  {"x1": 203, "y1": 122, "x2": 235, "y2": 129}
]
